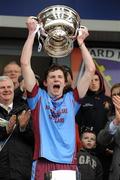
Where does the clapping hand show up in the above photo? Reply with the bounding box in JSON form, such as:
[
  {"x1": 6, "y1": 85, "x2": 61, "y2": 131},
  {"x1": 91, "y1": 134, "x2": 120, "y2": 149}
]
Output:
[
  {"x1": 113, "y1": 95, "x2": 120, "y2": 125},
  {"x1": 18, "y1": 110, "x2": 31, "y2": 129},
  {"x1": 6, "y1": 115, "x2": 16, "y2": 134}
]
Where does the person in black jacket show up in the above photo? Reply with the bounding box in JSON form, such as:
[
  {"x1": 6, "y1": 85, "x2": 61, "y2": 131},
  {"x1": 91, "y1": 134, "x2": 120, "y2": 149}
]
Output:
[
  {"x1": 76, "y1": 70, "x2": 113, "y2": 135},
  {"x1": 0, "y1": 75, "x2": 34, "y2": 180},
  {"x1": 76, "y1": 70, "x2": 114, "y2": 180},
  {"x1": 77, "y1": 128, "x2": 103, "y2": 180}
]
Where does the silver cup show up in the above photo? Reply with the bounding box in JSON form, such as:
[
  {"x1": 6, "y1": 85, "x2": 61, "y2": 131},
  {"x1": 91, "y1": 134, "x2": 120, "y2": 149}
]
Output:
[{"x1": 37, "y1": 5, "x2": 81, "y2": 58}]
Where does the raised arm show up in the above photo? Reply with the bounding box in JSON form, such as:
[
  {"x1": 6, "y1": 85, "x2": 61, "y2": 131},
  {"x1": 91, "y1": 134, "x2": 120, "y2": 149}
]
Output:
[
  {"x1": 76, "y1": 27, "x2": 95, "y2": 98},
  {"x1": 111, "y1": 95, "x2": 120, "y2": 126},
  {"x1": 20, "y1": 17, "x2": 38, "y2": 92}
]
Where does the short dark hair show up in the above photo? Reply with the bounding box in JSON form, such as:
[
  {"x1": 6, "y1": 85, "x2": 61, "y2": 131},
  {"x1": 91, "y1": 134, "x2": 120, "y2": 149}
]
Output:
[
  {"x1": 80, "y1": 126, "x2": 96, "y2": 138},
  {"x1": 43, "y1": 64, "x2": 67, "y2": 82},
  {"x1": 62, "y1": 65, "x2": 73, "y2": 80}
]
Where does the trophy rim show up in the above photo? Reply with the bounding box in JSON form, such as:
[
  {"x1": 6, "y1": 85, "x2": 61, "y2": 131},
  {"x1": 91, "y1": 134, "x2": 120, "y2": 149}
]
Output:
[{"x1": 37, "y1": 5, "x2": 80, "y2": 18}]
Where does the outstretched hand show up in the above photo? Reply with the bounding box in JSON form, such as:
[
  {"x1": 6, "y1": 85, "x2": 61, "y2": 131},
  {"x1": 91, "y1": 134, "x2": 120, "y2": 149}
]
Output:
[{"x1": 77, "y1": 26, "x2": 89, "y2": 47}]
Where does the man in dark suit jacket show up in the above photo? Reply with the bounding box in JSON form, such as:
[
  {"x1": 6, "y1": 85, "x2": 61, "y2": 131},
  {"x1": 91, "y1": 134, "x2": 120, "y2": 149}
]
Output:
[{"x1": 0, "y1": 75, "x2": 34, "y2": 180}]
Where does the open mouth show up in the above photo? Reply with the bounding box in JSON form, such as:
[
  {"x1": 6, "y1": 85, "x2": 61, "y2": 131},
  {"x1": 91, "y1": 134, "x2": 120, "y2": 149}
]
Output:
[
  {"x1": 87, "y1": 143, "x2": 92, "y2": 147},
  {"x1": 53, "y1": 84, "x2": 60, "y2": 89}
]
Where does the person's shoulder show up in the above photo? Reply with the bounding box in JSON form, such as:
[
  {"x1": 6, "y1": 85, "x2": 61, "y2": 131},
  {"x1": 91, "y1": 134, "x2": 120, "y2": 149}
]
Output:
[
  {"x1": 104, "y1": 94, "x2": 112, "y2": 100},
  {"x1": 77, "y1": 148, "x2": 89, "y2": 156},
  {"x1": 12, "y1": 101, "x2": 28, "y2": 115}
]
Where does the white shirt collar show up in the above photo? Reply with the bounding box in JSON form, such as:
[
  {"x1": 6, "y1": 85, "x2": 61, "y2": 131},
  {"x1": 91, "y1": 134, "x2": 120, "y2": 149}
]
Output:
[{"x1": 0, "y1": 103, "x2": 13, "y2": 113}]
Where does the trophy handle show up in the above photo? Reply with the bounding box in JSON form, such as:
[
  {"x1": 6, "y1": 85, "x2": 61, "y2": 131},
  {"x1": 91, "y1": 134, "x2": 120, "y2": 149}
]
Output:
[{"x1": 29, "y1": 16, "x2": 38, "y2": 21}]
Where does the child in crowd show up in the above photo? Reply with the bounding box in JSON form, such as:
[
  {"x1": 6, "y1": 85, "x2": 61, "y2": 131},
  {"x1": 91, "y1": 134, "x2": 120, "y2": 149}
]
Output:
[{"x1": 77, "y1": 127, "x2": 103, "y2": 180}]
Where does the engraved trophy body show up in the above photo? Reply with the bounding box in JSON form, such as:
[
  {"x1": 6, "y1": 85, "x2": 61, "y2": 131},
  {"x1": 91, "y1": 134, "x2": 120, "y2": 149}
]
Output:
[{"x1": 36, "y1": 5, "x2": 81, "y2": 58}]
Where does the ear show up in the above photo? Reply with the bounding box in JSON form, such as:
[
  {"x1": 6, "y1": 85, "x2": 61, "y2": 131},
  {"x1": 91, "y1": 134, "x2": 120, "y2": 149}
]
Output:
[{"x1": 43, "y1": 80, "x2": 47, "y2": 87}]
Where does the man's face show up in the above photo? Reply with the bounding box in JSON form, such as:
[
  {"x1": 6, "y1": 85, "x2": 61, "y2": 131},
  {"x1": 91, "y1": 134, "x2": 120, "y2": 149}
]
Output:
[
  {"x1": 81, "y1": 132, "x2": 96, "y2": 149},
  {"x1": 0, "y1": 79, "x2": 14, "y2": 105},
  {"x1": 3, "y1": 64, "x2": 21, "y2": 88},
  {"x1": 44, "y1": 69, "x2": 66, "y2": 98},
  {"x1": 89, "y1": 74, "x2": 100, "y2": 92}
]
